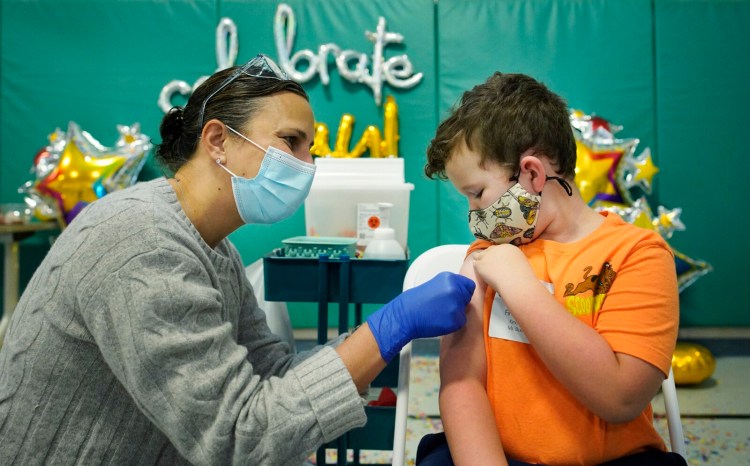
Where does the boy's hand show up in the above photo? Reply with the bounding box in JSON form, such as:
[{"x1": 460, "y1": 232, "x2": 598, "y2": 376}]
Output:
[{"x1": 473, "y1": 244, "x2": 534, "y2": 294}]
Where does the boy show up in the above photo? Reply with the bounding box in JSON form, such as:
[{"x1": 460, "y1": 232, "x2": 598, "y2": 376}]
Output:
[{"x1": 417, "y1": 72, "x2": 685, "y2": 465}]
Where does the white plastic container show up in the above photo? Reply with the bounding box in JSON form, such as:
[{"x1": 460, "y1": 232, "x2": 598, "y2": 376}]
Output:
[
  {"x1": 304, "y1": 158, "x2": 414, "y2": 250},
  {"x1": 363, "y1": 226, "x2": 406, "y2": 260}
]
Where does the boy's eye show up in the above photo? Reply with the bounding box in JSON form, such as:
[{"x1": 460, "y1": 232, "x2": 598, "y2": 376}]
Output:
[
  {"x1": 282, "y1": 136, "x2": 295, "y2": 148},
  {"x1": 474, "y1": 190, "x2": 484, "y2": 199}
]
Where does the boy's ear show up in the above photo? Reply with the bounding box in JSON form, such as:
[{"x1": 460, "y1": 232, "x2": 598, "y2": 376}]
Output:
[
  {"x1": 520, "y1": 156, "x2": 547, "y2": 193},
  {"x1": 200, "y1": 119, "x2": 229, "y2": 164}
]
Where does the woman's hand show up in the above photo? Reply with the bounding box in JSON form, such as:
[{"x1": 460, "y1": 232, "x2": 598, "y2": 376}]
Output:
[{"x1": 367, "y1": 271, "x2": 475, "y2": 362}]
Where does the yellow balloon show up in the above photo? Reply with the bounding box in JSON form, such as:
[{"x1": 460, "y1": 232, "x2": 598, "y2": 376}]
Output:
[
  {"x1": 672, "y1": 342, "x2": 716, "y2": 385},
  {"x1": 310, "y1": 122, "x2": 332, "y2": 157},
  {"x1": 332, "y1": 114, "x2": 356, "y2": 158},
  {"x1": 381, "y1": 95, "x2": 399, "y2": 158},
  {"x1": 310, "y1": 97, "x2": 401, "y2": 159},
  {"x1": 38, "y1": 139, "x2": 126, "y2": 213},
  {"x1": 350, "y1": 125, "x2": 382, "y2": 158},
  {"x1": 574, "y1": 140, "x2": 621, "y2": 204}
]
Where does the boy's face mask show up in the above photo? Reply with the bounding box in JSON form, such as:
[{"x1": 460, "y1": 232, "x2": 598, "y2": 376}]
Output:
[{"x1": 468, "y1": 175, "x2": 572, "y2": 245}]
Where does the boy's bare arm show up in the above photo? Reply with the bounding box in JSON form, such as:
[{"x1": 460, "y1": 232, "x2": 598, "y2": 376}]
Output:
[
  {"x1": 439, "y1": 253, "x2": 508, "y2": 466},
  {"x1": 473, "y1": 244, "x2": 665, "y2": 423}
]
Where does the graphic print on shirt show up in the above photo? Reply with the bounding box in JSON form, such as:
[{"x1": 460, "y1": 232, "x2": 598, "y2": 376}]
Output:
[{"x1": 563, "y1": 262, "x2": 617, "y2": 317}]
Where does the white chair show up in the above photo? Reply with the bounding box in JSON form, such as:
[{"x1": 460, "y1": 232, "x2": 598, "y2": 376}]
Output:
[
  {"x1": 391, "y1": 244, "x2": 686, "y2": 465},
  {"x1": 662, "y1": 367, "x2": 687, "y2": 457},
  {"x1": 393, "y1": 244, "x2": 471, "y2": 466}
]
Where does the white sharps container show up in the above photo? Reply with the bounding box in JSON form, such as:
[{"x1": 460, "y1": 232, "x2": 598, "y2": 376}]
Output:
[{"x1": 304, "y1": 158, "x2": 414, "y2": 251}]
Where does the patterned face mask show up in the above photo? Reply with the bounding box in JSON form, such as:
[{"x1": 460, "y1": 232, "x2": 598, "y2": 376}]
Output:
[{"x1": 468, "y1": 175, "x2": 572, "y2": 245}]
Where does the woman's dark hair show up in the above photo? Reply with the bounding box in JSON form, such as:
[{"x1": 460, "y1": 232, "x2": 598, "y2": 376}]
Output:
[
  {"x1": 156, "y1": 67, "x2": 308, "y2": 173},
  {"x1": 425, "y1": 72, "x2": 576, "y2": 180}
]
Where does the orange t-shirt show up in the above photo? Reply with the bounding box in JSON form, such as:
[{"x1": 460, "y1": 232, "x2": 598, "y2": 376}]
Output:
[{"x1": 467, "y1": 212, "x2": 679, "y2": 465}]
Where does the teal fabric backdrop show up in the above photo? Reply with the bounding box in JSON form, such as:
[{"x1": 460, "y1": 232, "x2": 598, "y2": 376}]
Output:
[
  {"x1": 435, "y1": 0, "x2": 656, "y2": 244},
  {"x1": 652, "y1": 1, "x2": 750, "y2": 325},
  {"x1": 1, "y1": 0, "x2": 748, "y2": 326}
]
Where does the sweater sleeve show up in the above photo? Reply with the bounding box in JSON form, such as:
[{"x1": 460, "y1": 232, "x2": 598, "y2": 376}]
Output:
[
  {"x1": 76, "y1": 244, "x2": 366, "y2": 465},
  {"x1": 231, "y1": 251, "x2": 298, "y2": 379}
]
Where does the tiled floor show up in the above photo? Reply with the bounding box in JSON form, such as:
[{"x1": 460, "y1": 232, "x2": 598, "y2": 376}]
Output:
[{"x1": 300, "y1": 334, "x2": 750, "y2": 465}]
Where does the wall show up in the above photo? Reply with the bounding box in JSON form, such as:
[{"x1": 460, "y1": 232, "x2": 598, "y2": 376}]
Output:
[{"x1": 1, "y1": 0, "x2": 748, "y2": 327}]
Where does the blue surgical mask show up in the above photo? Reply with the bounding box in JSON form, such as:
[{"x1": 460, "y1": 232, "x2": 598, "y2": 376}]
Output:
[{"x1": 217, "y1": 126, "x2": 316, "y2": 224}]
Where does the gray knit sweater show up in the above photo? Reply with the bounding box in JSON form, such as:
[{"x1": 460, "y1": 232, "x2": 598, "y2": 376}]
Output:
[{"x1": 0, "y1": 178, "x2": 366, "y2": 465}]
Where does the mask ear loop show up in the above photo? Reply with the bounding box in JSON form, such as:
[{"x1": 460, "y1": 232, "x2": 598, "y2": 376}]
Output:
[
  {"x1": 546, "y1": 176, "x2": 573, "y2": 196},
  {"x1": 226, "y1": 125, "x2": 266, "y2": 152},
  {"x1": 509, "y1": 169, "x2": 573, "y2": 197},
  {"x1": 509, "y1": 168, "x2": 543, "y2": 194},
  {"x1": 216, "y1": 157, "x2": 241, "y2": 178},
  {"x1": 218, "y1": 125, "x2": 270, "y2": 180}
]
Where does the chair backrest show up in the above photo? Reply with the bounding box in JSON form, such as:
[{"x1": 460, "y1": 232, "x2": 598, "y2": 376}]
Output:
[
  {"x1": 393, "y1": 245, "x2": 469, "y2": 466},
  {"x1": 661, "y1": 368, "x2": 686, "y2": 457},
  {"x1": 402, "y1": 244, "x2": 469, "y2": 290}
]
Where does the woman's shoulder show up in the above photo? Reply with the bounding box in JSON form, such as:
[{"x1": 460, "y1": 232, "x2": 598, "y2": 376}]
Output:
[{"x1": 64, "y1": 178, "x2": 187, "y2": 249}]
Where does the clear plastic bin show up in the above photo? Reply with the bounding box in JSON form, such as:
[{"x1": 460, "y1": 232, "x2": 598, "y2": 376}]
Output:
[{"x1": 304, "y1": 158, "x2": 414, "y2": 249}]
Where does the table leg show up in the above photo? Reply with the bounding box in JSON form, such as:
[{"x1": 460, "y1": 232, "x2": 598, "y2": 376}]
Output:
[{"x1": 0, "y1": 235, "x2": 20, "y2": 347}]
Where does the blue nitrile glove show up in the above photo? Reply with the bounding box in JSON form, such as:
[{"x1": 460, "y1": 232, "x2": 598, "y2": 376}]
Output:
[{"x1": 366, "y1": 271, "x2": 476, "y2": 362}]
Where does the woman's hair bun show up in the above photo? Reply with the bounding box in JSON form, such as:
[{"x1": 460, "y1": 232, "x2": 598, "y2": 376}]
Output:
[
  {"x1": 155, "y1": 106, "x2": 187, "y2": 171},
  {"x1": 162, "y1": 106, "x2": 185, "y2": 135}
]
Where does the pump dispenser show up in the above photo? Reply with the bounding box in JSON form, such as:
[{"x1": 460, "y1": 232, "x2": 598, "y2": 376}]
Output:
[{"x1": 363, "y1": 203, "x2": 406, "y2": 260}]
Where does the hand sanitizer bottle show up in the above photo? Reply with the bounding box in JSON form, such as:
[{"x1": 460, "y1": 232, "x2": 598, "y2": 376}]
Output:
[{"x1": 363, "y1": 203, "x2": 406, "y2": 260}]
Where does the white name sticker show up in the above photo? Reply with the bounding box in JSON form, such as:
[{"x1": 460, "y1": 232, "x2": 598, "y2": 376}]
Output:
[{"x1": 488, "y1": 281, "x2": 553, "y2": 343}]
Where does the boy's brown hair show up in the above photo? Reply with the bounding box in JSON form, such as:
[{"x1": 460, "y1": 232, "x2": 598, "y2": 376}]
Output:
[{"x1": 425, "y1": 72, "x2": 576, "y2": 180}]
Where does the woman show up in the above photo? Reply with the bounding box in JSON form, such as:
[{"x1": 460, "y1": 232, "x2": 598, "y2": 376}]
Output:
[{"x1": 0, "y1": 55, "x2": 474, "y2": 465}]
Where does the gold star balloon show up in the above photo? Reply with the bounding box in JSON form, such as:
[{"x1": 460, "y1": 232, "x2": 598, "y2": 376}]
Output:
[
  {"x1": 592, "y1": 196, "x2": 711, "y2": 292},
  {"x1": 592, "y1": 197, "x2": 656, "y2": 231},
  {"x1": 107, "y1": 123, "x2": 152, "y2": 192},
  {"x1": 29, "y1": 121, "x2": 151, "y2": 225},
  {"x1": 623, "y1": 147, "x2": 660, "y2": 194},
  {"x1": 653, "y1": 205, "x2": 686, "y2": 239},
  {"x1": 570, "y1": 109, "x2": 623, "y2": 144},
  {"x1": 572, "y1": 109, "x2": 662, "y2": 206},
  {"x1": 673, "y1": 248, "x2": 712, "y2": 293},
  {"x1": 573, "y1": 136, "x2": 635, "y2": 205}
]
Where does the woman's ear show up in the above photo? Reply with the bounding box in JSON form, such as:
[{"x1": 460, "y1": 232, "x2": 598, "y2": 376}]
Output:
[
  {"x1": 519, "y1": 155, "x2": 547, "y2": 194},
  {"x1": 200, "y1": 119, "x2": 228, "y2": 164}
]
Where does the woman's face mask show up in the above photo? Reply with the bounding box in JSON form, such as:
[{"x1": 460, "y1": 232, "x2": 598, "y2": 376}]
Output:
[
  {"x1": 468, "y1": 175, "x2": 572, "y2": 245},
  {"x1": 217, "y1": 126, "x2": 316, "y2": 224}
]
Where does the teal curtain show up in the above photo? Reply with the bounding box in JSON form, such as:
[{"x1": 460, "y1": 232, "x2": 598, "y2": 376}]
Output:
[{"x1": 1, "y1": 0, "x2": 748, "y2": 326}]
